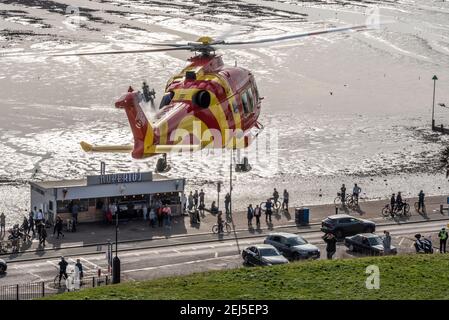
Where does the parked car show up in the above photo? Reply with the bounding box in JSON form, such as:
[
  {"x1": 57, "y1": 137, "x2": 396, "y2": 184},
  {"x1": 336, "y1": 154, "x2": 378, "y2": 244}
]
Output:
[
  {"x1": 321, "y1": 214, "x2": 376, "y2": 239},
  {"x1": 0, "y1": 259, "x2": 7, "y2": 274},
  {"x1": 241, "y1": 244, "x2": 289, "y2": 266},
  {"x1": 345, "y1": 233, "x2": 397, "y2": 255},
  {"x1": 264, "y1": 232, "x2": 320, "y2": 260}
]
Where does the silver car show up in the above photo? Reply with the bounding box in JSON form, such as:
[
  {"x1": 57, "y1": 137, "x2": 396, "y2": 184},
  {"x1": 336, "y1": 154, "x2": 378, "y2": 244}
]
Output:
[{"x1": 264, "y1": 232, "x2": 320, "y2": 260}]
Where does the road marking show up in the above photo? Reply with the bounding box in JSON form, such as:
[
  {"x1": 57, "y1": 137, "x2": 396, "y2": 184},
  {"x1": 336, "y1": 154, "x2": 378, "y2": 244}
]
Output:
[
  {"x1": 123, "y1": 256, "x2": 239, "y2": 274},
  {"x1": 410, "y1": 242, "x2": 415, "y2": 248},
  {"x1": 46, "y1": 260, "x2": 58, "y2": 268},
  {"x1": 172, "y1": 249, "x2": 180, "y2": 253},
  {"x1": 398, "y1": 238, "x2": 405, "y2": 246},
  {"x1": 215, "y1": 252, "x2": 218, "y2": 258},
  {"x1": 80, "y1": 257, "x2": 99, "y2": 270}
]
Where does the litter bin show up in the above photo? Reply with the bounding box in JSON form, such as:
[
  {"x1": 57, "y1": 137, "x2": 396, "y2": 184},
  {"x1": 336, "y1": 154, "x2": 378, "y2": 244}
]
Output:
[{"x1": 295, "y1": 207, "x2": 310, "y2": 226}]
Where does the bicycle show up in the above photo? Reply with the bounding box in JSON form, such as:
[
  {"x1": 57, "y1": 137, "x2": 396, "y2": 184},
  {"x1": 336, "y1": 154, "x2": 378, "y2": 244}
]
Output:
[
  {"x1": 53, "y1": 272, "x2": 68, "y2": 289},
  {"x1": 381, "y1": 201, "x2": 411, "y2": 218},
  {"x1": 212, "y1": 221, "x2": 232, "y2": 234},
  {"x1": 260, "y1": 198, "x2": 281, "y2": 212},
  {"x1": 334, "y1": 193, "x2": 355, "y2": 208}
]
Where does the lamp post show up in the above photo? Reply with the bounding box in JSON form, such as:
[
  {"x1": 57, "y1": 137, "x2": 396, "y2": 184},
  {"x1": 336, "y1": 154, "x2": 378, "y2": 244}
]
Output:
[
  {"x1": 112, "y1": 209, "x2": 120, "y2": 284},
  {"x1": 432, "y1": 75, "x2": 438, "y2": 129}
]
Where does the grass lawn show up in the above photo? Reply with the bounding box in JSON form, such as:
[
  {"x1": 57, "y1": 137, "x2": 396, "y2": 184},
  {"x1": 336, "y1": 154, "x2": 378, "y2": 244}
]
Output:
[{"x1": 45, "y1": 254, "x2": 449, "y2": 300}]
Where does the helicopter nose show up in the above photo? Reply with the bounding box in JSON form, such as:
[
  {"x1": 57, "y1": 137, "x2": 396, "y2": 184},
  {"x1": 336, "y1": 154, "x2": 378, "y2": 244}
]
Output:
[{"x1": 115, "y1": 92, "x2": 134, "y2": 109}]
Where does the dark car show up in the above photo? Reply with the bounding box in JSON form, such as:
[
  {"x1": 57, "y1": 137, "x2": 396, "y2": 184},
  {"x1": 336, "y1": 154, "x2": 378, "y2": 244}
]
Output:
[
  {"x1": 321, "y1": 214, "x2": 375, "y2": 239},
  {"x1": 0, "y1": 259, "x2": 7, "y2": 274},
  {"x1": 242, "y1": 244, "x2": 289, "y2": 266},
  {"x1": 345, "y1": 233, "x2": 397, "y2": 255},
  {"x1": 264, "y1": 232, "x2": 320, "y2": 260}
]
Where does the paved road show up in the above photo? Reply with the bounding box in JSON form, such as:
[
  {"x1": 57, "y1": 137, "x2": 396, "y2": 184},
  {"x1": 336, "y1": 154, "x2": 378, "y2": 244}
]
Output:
[{"x1": 1, "y1": 218, "x2": 447, "y2": 290}]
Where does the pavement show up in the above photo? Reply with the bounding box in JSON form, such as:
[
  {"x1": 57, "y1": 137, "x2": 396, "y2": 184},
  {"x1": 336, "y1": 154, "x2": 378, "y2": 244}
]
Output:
[{"x1": 1, "y1": 194, "x2": 449, "y2": 263}]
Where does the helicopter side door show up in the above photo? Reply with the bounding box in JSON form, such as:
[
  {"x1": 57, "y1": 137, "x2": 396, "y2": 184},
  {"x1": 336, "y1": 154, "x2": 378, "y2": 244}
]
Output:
[{"x1": 239, "y1": 85, "x2": 257, "y2": 131}]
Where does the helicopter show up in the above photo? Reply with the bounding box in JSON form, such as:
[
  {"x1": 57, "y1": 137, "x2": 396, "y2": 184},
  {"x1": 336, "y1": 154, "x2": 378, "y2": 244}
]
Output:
[{"x1": 4, "y1": 24, "x2": 373, "y2": 172}]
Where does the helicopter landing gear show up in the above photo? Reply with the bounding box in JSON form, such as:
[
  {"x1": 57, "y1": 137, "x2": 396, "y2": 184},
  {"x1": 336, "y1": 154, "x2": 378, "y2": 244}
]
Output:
[
  {"x1": 155, "y1": 154, "x2": 171, "y2": 173},
  {"x1": 234, "y1": 150, "x2": 251, "y2": 172}
]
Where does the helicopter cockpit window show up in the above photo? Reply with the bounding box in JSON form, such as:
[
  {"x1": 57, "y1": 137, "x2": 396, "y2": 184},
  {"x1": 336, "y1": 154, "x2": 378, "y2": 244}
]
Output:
[
  {"x1": 247, "y1": 88, "x2": 255, "y2": 113},
  {"x1": 159, "y1": 91, "x2": 174, "y2": 109},
  {"x1": 241, "y1": 92, "x2": 249, "y2": 114}
]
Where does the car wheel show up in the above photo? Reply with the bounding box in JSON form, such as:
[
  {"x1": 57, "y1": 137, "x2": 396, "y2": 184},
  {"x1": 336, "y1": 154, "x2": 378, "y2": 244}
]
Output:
[
  {"x1": 335, "y1": 230, "x2": 343, "y2": 239},
  {"x1": 293, "y1": 252, "x2": 301, "y2": 260},
  {"x1": 349, "y1": 244, "x2": 354, "y2": 252}
]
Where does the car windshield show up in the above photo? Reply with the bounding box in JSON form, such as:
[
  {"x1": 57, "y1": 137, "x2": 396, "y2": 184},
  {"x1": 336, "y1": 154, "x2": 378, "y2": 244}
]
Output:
[
  {"x1": 324, "y1": 218, "x2": 335, "y2": 225},
  {"x1": 259, "y1": 248, "x2": 280, "y2": 256},
  {"x1": 286, "y1": 236, "x2": 308, "y2": 246},
  {"x1": 368, "y1": 237, "x2": 383, "y2": 246}
]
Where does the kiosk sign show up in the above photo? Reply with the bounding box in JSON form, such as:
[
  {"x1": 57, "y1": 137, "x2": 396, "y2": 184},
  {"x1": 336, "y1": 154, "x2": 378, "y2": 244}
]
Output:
[{"x1": 87, "y1": 172, "x2": 153, "y2": 185}]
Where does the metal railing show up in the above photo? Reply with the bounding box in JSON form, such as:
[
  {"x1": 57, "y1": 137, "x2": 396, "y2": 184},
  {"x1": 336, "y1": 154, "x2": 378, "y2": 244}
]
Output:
[{"x1": 0, "y1": 275, "x2": 111, "y2": 300}]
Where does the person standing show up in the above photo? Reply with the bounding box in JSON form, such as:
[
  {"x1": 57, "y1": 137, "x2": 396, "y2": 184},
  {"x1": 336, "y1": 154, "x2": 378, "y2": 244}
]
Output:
[
  {"x1": 75, "y1": 259, "x2": 84, "y2": 281},
  {"x1": 142, "y1": 203, "x2": 148, "y2": 221},
  {"x1": 282, "y1": 189, "x2": 289, "y2": 211},
  {"x1": 181, "y1": 193, "x2": 187, "y2": 213},
  {"x1": 193, "y1": 190, "x2": 199, "y2": 210},
  {"x1": 39, "y1": 223, "x2": 47, "y2": 247},
  {"x1": 0, "y1": 212, "x2": 5, "y2": 234},
  {"x1": 58, "y1": 256, "x2": 68, "y2": 286},
  {"x1": 199, "y1": 189, "x2": 205, "y2": 209},
  {"x1": 71, "y1": 203, "x2": 79, "y2": 232},
  {"x1": 224, "y1": 193, "x2": 231, "y2": 215},
  {"x1": 149, "y1": 208, "x2": 156, "y2": 228},
  {"x1": 438, "y1": 227, "x2": 448, "y2": 253},
  {"x1": 36, "y1": 209, "x2": 44, "y2": 226},
  {"x1": 247, "y1": 204, "x2": 254, "y2": 228},
  {"x1": 254, "y1": 205, "x2": 261, "y2": 228},
  {"x1": 21, "y1": 216, "x2": 29, "y2": 236},
  {"x1": 273, "y1": 188, "x2": 279, "y2": 204},
  {"x1": 54, "y1": 215, "x2": 64, "y2": 239},
  {"x1": 165, "y1": 205, "x2": 172, "y2": 228},
  {"x1": 418, "y1": 190, "x2": 425, "y2": 213},
  {"x1": 29, "y1": 212, "x2": 35, "y2": 238},
  {"x1": 383, "y1": 230, "x2": 391, "y2": 255},
  {"x1": 390, "y1": 193, "x2": 396, "y2": 216},
  {"x1": 352, "y1": 183, "x2": 361, "y2": 205},
  {"x1": 188, "y1": 191, "x2": 194, "y2": 211},
  {"x1": 157, "y1": 207, "x2": 163, "y2": 227},
  {"x1": 340, "y1": 184, "x2": 346, "y2": 206},
  {"x1": 323, "y1": 233, "x2": 337, "y2": 260},
  {"x1": 265, "y1": 199, "x2": 272, "y2": 223}
]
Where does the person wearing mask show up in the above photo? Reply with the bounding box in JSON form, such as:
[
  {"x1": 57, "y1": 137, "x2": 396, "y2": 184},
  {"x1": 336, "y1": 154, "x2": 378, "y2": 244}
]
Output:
[
  {"x1": 323, "y1": 233, "x2": 337, "y2": 260},
  {"x1": 438, "y1": 227, "x2": 448, "y2": 253},
  {"x1": 247, "y1": 204, "x2": 254, "y2": 228},
  {"x1": 282, "y1": 189, "x2": 289, "y2": 211},
  {"x1": 352, "y1": 183, "x2": 361, "y2": 205}
]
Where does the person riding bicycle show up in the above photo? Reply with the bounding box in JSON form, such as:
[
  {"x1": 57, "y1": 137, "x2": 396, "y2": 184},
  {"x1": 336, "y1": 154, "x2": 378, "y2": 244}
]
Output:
[
  {"x1": 396, "y1": 192, "x2": 404, "y2": 212},
  {"x1": 414, "y1": 234, "x2": 433, "y2": 254},
  {"x1": 352, "y1": 183, "x2": 361, "y2": 205},
  {"x1": 273, "y1": 188, "x2": 279, "y2": 204},
  {"x1": 340, "y1": 184, "x2": 346, "y2": 205},
  {"x1": 217, "y1": 212, "x2": 224, "y2": 233},
  {"x1": 58, "y1": 256, "x2": 68, "y2": 285}
]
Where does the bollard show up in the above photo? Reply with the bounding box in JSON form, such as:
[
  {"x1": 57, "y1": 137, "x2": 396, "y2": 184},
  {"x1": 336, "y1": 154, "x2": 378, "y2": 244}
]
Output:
[
  {"x1": 441, "y1": 204, "x2": 444, "y2": 214},
  {"x1": 335, "y1": 207, "x2": 338, "y2": 215}
]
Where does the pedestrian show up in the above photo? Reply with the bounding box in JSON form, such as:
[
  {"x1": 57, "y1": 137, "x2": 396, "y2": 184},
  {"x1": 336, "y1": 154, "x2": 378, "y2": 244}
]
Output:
[
  {"x1": 254, "y1": 205, "x2": 261, "y2": 228},
  {"x1": 29, "y1": 213, "x2": 35, "y2": 238},
  {"x1": 58, "y1": 256, "x2": 68, "y2": 286},
  {"x1": 75, "y1": 259, "x2": 84, "y2": 281},
  {"x1": 71, "y1": 202, "x2": 79, "y2": 232},
  {"x1": 181, "y1": 193, "x2": 187, "y2": 213},
  {"x1": 247, "y1": 204, "x2": 254, "y2": 227},
  {"x1": 282, "y1": 189, "x2": 289, "y2": 211},
  {"x1": 199, "y1": 189, "x2": 205, "y2": 209},
  {"x1": 265, "y1": 199, "x2": 272, "y2": 223},
  {"x1": 273, "y1": 188, "x2": 279, "y2": 204},
  {"x1": 188, "y1": 191, "x2": 194, "y2": 211},
  {"x1": 390, "y1": 193, "x2": 396, "y2": 217},
  {"x1": 396, "y1": 192, "x2": 403, "y2": 212},
  {"x1": 352, "y1": 183, "x2": 361, "y2": 205},
  {"x1": 39, "y1": 223, "x2": 47, "y2": 247},
  {"x1": 382, "y1": 230, "x2": 391, "y2": 255},
  {"x1": 193, "y1": 190, "x2": 199, "y2": 209},
  {"x1": 165, "y1": 206, "x2": 172, "y2": 228},
  {"x1": 323, "y1": 232, "x2": 337, "y2": 259},
  {"x1": 149, "y1": 208, "x2": 156, "y2": 228},
  {"x1": 340, "y1": 184, "x2": 346, "y2": 205},
  {"x1": 418, "y1": 190, "x2": 425, "y2": 213},
  {"x1": 210, "y1": 201, "x2": 219, "y2": 214},
  {"x1": 224, "y1": 193, "x2": 231, "y2": 215},
  {"x1": 0, "y1": 212, "x2": 5, "y2": 234},
  {"x1": 142, "y1": 203, "x2": 148, "y2": 221},
  {"x1": 36, "y1": 209, "x2": 44, "y2": 225},
  {"x1": 32, "y1": 206, "x2": 38, "y2": 223},
  {"x1": 438, "y1": 227, "x2": 448, "y2": 253},
  {"x1": 157, "y1": 207, "x2": 163, "y2": 227},
  {"x1": 21, "y1": 216, "x2": 29, "y2": 236},
  {"x1": 54, "y1": 215, "x2": 64, "y2": 239}
]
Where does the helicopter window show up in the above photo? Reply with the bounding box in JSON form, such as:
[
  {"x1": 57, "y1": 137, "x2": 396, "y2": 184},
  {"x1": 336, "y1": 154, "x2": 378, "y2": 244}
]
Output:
[
  {"x1": 247, "y1": 88, "x2": 255, "y2": 112},
  {"x1": 231, "y1": 100, "x2": 239, "y2": 113},
  {"x1": 159, "y1": 91, "x2": 174, "y2": 109},
  {"x1": 241, "y1": 92, "x2": 249, "y2": 114}
]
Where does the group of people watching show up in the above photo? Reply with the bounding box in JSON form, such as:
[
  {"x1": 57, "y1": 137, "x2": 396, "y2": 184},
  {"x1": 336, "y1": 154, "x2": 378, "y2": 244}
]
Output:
[{"x1": 339, "y1": 183, "x2": 362, "y2": 205}]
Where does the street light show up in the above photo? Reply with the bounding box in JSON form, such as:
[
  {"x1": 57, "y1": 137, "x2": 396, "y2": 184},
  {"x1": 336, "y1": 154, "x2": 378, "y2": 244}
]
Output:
[
  {"x1": 112, "y1": 208, "x2": 120, "y2": 284},
  {"x1": 432, "y1": 75, "x2": 438, "y2": 129}
]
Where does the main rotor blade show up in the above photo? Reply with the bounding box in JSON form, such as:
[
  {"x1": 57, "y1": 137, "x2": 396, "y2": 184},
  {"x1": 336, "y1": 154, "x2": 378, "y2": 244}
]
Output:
[
  {"x1": 50, "y1": 46, "x2": 193, "y2": 57},
  {"x1": 219, "y1": 24, "x2": 371, "y2": 46}
]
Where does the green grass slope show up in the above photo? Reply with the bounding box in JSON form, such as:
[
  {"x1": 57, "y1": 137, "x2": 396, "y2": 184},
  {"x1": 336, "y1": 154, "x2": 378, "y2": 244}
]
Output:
[{"x1": 46, "y1": 254, "x2": 449, "y2": 300}]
